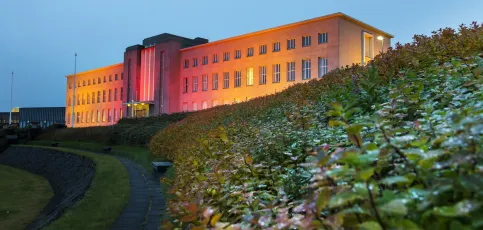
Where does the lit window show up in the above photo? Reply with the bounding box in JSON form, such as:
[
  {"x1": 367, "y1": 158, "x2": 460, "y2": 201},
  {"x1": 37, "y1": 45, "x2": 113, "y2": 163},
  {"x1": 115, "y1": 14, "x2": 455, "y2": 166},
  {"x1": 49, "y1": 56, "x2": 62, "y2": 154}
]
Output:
[
  {"x1": 363, "y1": 32, "x2": 374, "y2": 64},
  {"x1": 202, "y1": 75, "x2": 208, "y2": 91},
  {"x1": 120, "y1": 87, "x2": 123, "y2": 100},
  {"x1": 115, "y1": 74, "x2": 118, "y2": 81},
  {"x1": 234, "y1": 97, "x2": 241, "y2": 103},
  {"x1": 318, "y1": 57, "x2": 329, "y2": 77},
  {"x1": 192, "y1": 76, "x2": 198, "y2": 92},
  {"x1": 246, "y1": 67, "x2": 254, "y2": 86},
  {"x1": 192, "y1": 102, "x2": 198, "y2": 111},
  {"x1": 259, "y1": 66, "x2": 267, "y2": 84},
  {"x1": 97, "y1": 91, "x2": 101, "y2": 103},
  {"x1": 202, "y1": 56, "x2": 208, "y2": 65},
  {"x1": 247, "y1": 47, "x2": 254, "y2": 57},
  {"x1": 109, "y1": 75, "x2": 112, "y2": 82},
  {"x1": 235, "y1": 50, "x2": 241, "y2": 59},
  {"x1": 97, "y1": 110, "x2": 100, "y2": 122},
  {"x1": 108, "y1": 89, "x2": 112, "y2": 102},
  {"x1": 273, "y1": 42, "x2": 281, "y2": 52},
  {"x1": 318, "y1": 32, "x2": 328, "y2": 44},
  {"x1": 182, "y1": 102, "x2": 188, "y2": 112},
  {"x1": 302, "y1": 36, "x2": 311, "y2": 47},
  {"x1": 102, "y1": 109, "x2": 106, "y2": 122},
  {"x1": 91, "y1": 111, "x2": 95, "y2": 123},
  {"x1": 259, "y1": 44, "x2": 267, "y2": 54},
  {"x1": 104, "y1": 76, "x2": 106, "y2": 83},
  {"x1": 235, "y1": 70, "x2": 242, "y2": 87},
  {"x1": 92, "y1": 92, "x2": 95, "y2": 104},
  {"x1": 223, "y1": 52, "x2": 230, "y2": 61},
  {"x1": 192, "y1": 58, "x2": 198, "y2": 67},
  {"x1": 103, "y1": 90, "x2": 106, "y2": 102},
  {"x1": 212, "y1": 100, "x2": 219, "y2": 107},
  {"x1": 212, "y1": 73, "x2": 218, "y2": 90},
  {"x1": 287, "y1": 61, "x2": 296, "y2": 81},
  {"x1": 183, "y1": 77, "x2": 188, "y2": 93},
  {"x1": 184, "y1": 59, "x2": 189, "y2": 68},
  {"x1": 108, "y1": 109, "x2": 111, "y2": 122},
  {"x1": 114, "y1": 88, "x2": 118, "y2": 101},
  {"x1": 86, "y1": 111, "x2": 90, "y2": 123},
  {"x1": 302, "y1": 59, "x2": 312, "y2": 80},
  {"x1": 287, "y1": 39, "x2": 296, "y2": 50},
  {"x1": 213, "y1": 54, "x2": 219, "y2": 63},
  {"x1": 272, "y1": 64, "x2": 281, "y2": 83},
  {"x1": 87, "y1": 94, "x2": 90, "y2": 104},
  {"x1": 202, "y1": 101, "x2": 208, "y2": 110},
  {"x1": 223, "y1": 72, "x2": 229, "y2": 89}
]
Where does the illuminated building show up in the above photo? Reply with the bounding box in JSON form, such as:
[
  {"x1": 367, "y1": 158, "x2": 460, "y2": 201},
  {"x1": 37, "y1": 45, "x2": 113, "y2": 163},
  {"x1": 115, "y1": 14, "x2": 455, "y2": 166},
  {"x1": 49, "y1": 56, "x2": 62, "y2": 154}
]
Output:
[{"x1": 66, "y1": 12, "x2": 392, "y2": 127}]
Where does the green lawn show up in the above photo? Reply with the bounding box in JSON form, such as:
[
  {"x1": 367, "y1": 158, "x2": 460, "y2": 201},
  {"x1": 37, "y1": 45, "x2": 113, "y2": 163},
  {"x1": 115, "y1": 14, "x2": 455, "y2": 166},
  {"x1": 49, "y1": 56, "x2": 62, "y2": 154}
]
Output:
[
  {"x1": 27, "y1": 140, "x2": 164, "y2": 170},
  {"x1": 0, "y1": 165, "x2": 53, "y2": 230},
  {"x1": 18, "y1": 146, "x2": 130, "y2": 230}
]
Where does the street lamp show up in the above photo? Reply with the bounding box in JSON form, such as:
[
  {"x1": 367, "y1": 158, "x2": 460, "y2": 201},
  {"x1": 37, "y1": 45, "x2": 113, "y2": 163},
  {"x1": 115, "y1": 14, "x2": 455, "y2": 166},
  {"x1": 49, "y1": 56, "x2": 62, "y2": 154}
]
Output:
[
  {"x1": 71, "y1": 53, "x2": 77, "y2": 128},
  {"x1": 377, "y1": 36, "x2": 384, "y2": 53}
]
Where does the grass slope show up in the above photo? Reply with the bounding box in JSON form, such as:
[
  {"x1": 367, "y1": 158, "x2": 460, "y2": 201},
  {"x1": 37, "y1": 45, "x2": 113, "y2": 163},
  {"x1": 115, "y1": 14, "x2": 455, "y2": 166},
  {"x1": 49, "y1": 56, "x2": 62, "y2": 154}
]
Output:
[{"x1": 0, "y1": 165, "x2": 53, "y2": 230}]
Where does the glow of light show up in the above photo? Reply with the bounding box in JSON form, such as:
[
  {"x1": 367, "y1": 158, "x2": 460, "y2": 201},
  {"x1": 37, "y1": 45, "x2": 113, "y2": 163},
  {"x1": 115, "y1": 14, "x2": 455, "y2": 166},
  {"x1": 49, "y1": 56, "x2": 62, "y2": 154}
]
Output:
[{"x1": 377, "y1": 36, "x2": 384, "y2": 41}]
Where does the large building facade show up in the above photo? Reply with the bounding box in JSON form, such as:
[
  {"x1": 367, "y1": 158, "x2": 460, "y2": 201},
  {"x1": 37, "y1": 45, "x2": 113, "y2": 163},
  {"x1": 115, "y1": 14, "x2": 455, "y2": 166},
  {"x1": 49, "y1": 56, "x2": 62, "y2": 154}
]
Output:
[{"x1": 66, "y1": 12, "x2": 392, "y2": 127}]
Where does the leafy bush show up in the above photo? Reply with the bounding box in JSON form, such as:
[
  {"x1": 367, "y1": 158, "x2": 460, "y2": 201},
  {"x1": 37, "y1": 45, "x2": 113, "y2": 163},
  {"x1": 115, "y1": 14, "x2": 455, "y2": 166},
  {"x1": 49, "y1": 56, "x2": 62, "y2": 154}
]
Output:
[{"x1": 151, "y1": 23, "x2": 483, "y2": 229}]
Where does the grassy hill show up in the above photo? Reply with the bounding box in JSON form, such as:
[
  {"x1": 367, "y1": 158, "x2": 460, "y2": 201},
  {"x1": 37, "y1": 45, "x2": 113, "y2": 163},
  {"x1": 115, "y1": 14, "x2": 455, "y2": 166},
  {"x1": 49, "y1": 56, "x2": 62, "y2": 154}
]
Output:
[{"x1": 150, "y1": 23, "x2": 483, "y2": 229}]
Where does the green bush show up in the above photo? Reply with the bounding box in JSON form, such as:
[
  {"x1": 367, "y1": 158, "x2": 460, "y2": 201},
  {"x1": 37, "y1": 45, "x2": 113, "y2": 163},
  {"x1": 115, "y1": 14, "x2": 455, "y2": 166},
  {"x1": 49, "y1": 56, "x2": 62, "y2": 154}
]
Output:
[{"x1": 149, "y1": 23, "x2": 483, "y2": 229}]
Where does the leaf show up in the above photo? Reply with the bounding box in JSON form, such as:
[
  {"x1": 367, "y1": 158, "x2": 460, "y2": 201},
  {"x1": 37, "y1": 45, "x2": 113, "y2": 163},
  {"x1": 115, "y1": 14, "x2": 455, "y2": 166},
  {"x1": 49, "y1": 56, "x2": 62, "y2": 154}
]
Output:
[
  {"x1": 358, "y1": 168, "x2": 374, "y2": 181},
  {"x1": 330, "y1": 102, "x2": 343, "y2": 111},
  {"x1": 379, "y1": 199, "x2": 408, "y2": 216},
  {"x1": 327, "y1": 110, "x2": 342, "y2": 117},
  {"x1": 329, "y1": 191, "x2": 363, "y2": 208},
  {"x1": 359, "y1": 221, "x2": 382, "y2": 230},
  {"x1": 389, "y1": 219, "x2": 421, "y2": 230},
  {"x1": 210, "y1": 213, "x2": 222, "y2": 226},
  {"x1": 180, "y1": 214, "x2": 197, "y2": 222},
  {"x1": 316, "y1": 188, "x2": 330, "y2": 213},
  {"x1": 186, "y1": 203, "x2": 199, "y2": 213},
  {"x1": 245, "y1": 155, "x2": 253, "y2": 165},
  {"x1": 432, "y1": 200, "x2": 481, "y2": 217},
  {"x1": 328, "y1": 120, "x2": 346, "y2": 127},
  {"x1": 380, "y1": 176, "x2": 412, "y2": 186}
]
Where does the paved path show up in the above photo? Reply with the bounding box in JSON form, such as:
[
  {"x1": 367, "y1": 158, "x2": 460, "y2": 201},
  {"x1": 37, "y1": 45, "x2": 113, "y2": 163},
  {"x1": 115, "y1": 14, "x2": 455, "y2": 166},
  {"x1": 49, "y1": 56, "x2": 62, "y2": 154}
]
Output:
[{"x1": 111, "y1": 157, "x2": 165, "y2": 230}]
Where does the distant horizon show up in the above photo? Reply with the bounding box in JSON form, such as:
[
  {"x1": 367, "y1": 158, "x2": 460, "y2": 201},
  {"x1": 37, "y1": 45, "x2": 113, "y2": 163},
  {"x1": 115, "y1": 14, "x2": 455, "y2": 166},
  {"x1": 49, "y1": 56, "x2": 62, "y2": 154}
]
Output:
[{"x1": 1, "y1": 0, "x2": 482, "y2": 111}]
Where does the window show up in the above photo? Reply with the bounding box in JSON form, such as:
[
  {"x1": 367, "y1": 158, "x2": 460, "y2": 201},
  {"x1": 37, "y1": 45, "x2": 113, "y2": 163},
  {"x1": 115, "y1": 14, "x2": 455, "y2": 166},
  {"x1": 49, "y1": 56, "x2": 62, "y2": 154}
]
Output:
[
  {"x1": 108, "y1": 89, "x2": 112, "y2": 102},
  {"x1": 192, "y1": 76, "x2": 198, "y2": 92},
  {"x1": 287, "y1": 39, "x2": 296, "y2": 50},
  {"x1": 98, "y1": 77, "x2": 101, "y2": 84},
  {"x1": 86, "y1": 112, "x2": 90, "y2": 123},
  {"x1": 302, "y1": 59, "x2": 312, "y2": 80},
  {"x1": 184, "y1": 59, "x2": 189, "y2": 68},
  {"x1": 273, "y1": 42, "x2": 281, "y2": 52},
  {"x1": 83, "y1": 80, "x2": 86, "y2": 86},
  {"x1": 108, "y1": 109, "x2": 111, "y2": 122},
  {"x1": 87, "y1": 94, "x2": 91, "y2": 104},
  {"x1": 318, "y1": 57, "x2": 329, "y2": 77},
  {"x1": 88, "y1": 79, "x2": 91, "y2": 85},
  {"x1": 302, "y1": 36, "x2": 311, "y2": 47},
  {"x1": 192, "y1": 102, "x2": 198, "y2": 111},
  {"x1": 202, "y1": 75, "x2": 208, "y2": 91},
  {"x1": 202, "y1": 101, "x2": 208, "y2": 110},
  {"x1": 68, "y1": 96, "x2": 71, "y2": 106},
  {"x1": 67, "y1": 113, "x2": 70, "y2": 124},
  {"x1": 120, "y1": 108, "x2": 123, "y2": 119},
  {"x1": 247, "y1": 47, "x2": 254, "y2": 57},
  {"x1": 318, "y1": 32, "x2": 328, "y2": 44},
  {"x1": 183, "y1": 77, "x2": 188, "y2": 93},
  {"x1": 192, "y1": 58, "x2": 198, "y2": 67},
  {"x1": 363, "y1": 32, "x2": 374, "y2": 64},
  {"x1": 103, "y1": 76, "x2": 106, "y2": 83},
  {"x1": 287, "y1": 61, "x2": 296, "y2": 81},
  {"x1": 114, "y1": 88, "x2": 118, "y2": 101},
  {"x1": 82, "y1": 93, "x2": 85, "y2": 105},
  {"x1": 259, "y1": 44, "x2": 267, "y2": 54},
  {"x1": 92, "y1": 92, "x2": 95, "y2": 104},
  {"x1": 113, "y1": 109, "x2": 117, "y2": 121},
  {"x1": 120, "y1": 87, "x2": 123, "y2": 100},
  {"x1": 93, "y1": 78, "x2": 96, "y2": 85},
  {"x1": 77, "y1": 94, "x2": 80, "y2": 105},
  {"x1": 202, "y1": 56, "x2": 208, "y2": 65},
  {"x1": 77, "y1": 81, "x2": 80, "y2": 87},
  {"x1": 109, "y1": 75, "x2": 112, "y2": 82},
  {"x1": 103, "y1": 90, "x2": 106, "y2": 102},
  {"x1": 234, "y1": 98, "x2": 241, "y2": 103},
  {"x1": 246, "y1": 67, "x2": 254, "y2": 86},
  {"x1": 115, "y1": 74, "x2": 118, "y2": 81},
  {"x1": 68, "y1": 82, "x2": 72, "y2": 89},
  {"x1": 102, "y1": 109, "x2": 106, "y2": 122},
  {"x1": 259, "y1": 66, "x2": 267, "y2": 84},
  {"x1": 223, "y1": 52, "x2": 230, "y2": 61},
  {"x1": 223, "y1": 72, "x2": 229, "y2": 89},
  {"x1": 97, "y1": 110, "x2": 100, "y2": 122},
  {"x1": 212, "y1": 73, "x2": 218, "y2": 90},
  {"x1": 121, "y1": 73, "x2": 124, "y2": 80},
  {"x1": 272, "y1": 64, "x2": 281, "y2": 83},
  {"x1": 235, "y1": 70, "x2": 242, "y2": 87},
  {"x1": 182, "y1": 102, "x2": 188, "y2": 112},
  {"x1": 97, "y1": 91, "x2": 101, "y2": 103},
  {"x1": 212, "y1": 100, "x2": 219, "y2": 107},
  {"x1": 91, "y1": 111, "x2": 95, "y2": 123},
  {"x1": 235, "y1": 50, "x2": 241, "y2": 59},
  {"x1": 213, "y1": 54, "x2": 219, "y2": 63},
  {"x1": 76, "y1": 112, "x2": 80, "y2": 123}
]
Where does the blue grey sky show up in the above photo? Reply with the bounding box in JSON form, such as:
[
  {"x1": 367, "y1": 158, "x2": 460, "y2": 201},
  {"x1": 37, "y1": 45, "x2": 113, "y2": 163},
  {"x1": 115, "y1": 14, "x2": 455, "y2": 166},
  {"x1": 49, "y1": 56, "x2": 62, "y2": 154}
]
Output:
[{"x1": 1, "y1": 0, "x2": 482, "y2": 111}]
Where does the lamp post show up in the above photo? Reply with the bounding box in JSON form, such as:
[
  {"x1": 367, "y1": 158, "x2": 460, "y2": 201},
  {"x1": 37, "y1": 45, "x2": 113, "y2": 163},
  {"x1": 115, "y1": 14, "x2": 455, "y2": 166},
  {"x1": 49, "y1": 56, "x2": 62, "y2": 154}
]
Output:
[
  {"x1": 9, "y1": 71, "x2": 13, "y2": 125},
  {"x1": 71, "y1": 53, "x2": 77, "y2": 128},
  {"x1": 377, "y1": 36, "x2": 384, "y2": 53}
]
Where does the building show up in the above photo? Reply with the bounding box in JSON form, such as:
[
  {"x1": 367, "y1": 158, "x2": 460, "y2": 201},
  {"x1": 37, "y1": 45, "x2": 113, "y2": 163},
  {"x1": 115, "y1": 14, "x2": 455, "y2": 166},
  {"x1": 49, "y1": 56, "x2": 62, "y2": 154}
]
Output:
[
  {"x1": 19, "y1": 107, "x2": 65, "y2": 128},
  {"x1": 66, "y1": 12, "x2": 392, "y2": 128},
  {"x1": 0, "y1": 111, "x2": 19, "y2": 128}
]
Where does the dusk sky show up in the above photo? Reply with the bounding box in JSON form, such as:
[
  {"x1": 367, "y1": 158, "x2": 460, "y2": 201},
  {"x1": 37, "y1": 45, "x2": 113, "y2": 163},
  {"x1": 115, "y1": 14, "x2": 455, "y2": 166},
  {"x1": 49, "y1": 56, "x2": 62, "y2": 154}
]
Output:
[{"x1": 1, "y1": 0, "x2": 482, "y2": 112}]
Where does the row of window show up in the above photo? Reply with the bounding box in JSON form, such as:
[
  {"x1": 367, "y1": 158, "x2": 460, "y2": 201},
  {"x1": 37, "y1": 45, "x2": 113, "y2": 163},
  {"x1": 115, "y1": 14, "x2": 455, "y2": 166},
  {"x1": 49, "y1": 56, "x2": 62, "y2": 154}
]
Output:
[
  {"x1": 67, "y1": 88, "x2": 124, "y2": 106},
  {"x1": 183, "y1": 33, "x2": 329, "y2": 68},
  {"x1": 182, "y1": 98, "x2": 247, "y2": 111},
  {"x1": 67, "y1": 108, "x2": 123, "y2": 124},
  {"x1": 182, "y1": 58, "x2": 328, "y2": 93},
  {"x1": 68, "y1": 73, "x2": 124, "y2": 89}
]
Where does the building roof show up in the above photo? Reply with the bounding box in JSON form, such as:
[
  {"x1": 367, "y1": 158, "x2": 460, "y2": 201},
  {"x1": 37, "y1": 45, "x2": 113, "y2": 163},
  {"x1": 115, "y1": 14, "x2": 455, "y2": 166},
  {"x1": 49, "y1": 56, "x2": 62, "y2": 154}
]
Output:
[
  {"x1": 181, "y1": 12, "x2": 393, "y2": 51},
  {"x1": 66, "y1": 63, "x2": 123, "y2": 78}
]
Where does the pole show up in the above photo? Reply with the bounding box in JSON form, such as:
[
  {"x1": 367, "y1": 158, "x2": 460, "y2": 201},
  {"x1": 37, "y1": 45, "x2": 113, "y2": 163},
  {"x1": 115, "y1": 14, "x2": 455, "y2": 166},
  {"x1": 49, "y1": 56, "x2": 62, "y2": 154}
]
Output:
[
  {"x1": 381, "y1": 38, "x2": 384, "y2": 53},
  {"x1": 9, "y1": 71, "x2": 13, "y2": 125},
  {"x1": 71, "y1": 53, "x2": 77, "y2": 128}
]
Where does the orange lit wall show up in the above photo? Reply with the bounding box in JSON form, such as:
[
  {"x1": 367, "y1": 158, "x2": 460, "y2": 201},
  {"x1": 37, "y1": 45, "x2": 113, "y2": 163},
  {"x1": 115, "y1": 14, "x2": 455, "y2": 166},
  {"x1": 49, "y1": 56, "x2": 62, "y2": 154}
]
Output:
[{"x1": 65, "y1": 63, "x2": 124, "y2": 127}]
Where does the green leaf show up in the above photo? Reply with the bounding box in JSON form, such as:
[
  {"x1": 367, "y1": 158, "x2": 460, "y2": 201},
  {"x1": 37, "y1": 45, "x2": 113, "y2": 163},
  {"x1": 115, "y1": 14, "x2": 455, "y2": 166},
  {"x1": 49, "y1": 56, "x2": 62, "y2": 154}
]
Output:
[
  {"x1": 380, "y1": 176, "x2": 412, "y2": 186},
  {"x1": 379, "y1": 199, "x2": 408, "y2": 216},
  {"x1": 328, "y1": 120, "x2": 346, "y2": 127},
  {"x1": 364, "y1": 143, "x2": 378, "y2": 151},
  {"x1": 432, "y1": 200, "x2": 481, "y2": 217},
  {"x1": 358, "y1": 168, "x2": 374, "y2": 181},
  {"x1": 359, "y1": 221, "x2": 382, "y2": 230},
  {"x1": 330, "y1": 102, "x2": 343, "y2": 111},
  {"x1": 450, "y1": 220, "x2": 471, "y2": 230},
  {"x1": 329, "y1": 191, "x2": 363, "y2": 208},
  {"x1": 327, "y1": 110, "x2": 342, "y2": 117},
  {"x1": 316, "y1": 189, "x2": 330, "y2": 213},
  {"x1": 389, "y1": 219, "x2": 421, "y2": 230},
  {"x1": 346, "y1": 124, "x2": 364, "y2": 134}
]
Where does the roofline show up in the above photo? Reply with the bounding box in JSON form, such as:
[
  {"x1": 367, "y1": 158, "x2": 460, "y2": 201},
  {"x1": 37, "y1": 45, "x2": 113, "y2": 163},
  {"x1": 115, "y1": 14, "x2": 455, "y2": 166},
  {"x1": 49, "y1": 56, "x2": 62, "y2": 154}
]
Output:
[
  {"x1": 180, "y1": 12, "x2": 393, "y2": 52},
  {"x1": 66, "y1": 63, "x2": 123, "y2": 78}
]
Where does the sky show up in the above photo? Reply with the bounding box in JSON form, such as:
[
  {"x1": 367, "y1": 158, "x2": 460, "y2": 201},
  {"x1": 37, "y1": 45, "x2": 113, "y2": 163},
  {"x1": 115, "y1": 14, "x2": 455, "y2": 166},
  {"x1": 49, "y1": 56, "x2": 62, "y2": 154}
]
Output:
[{"x1": 0, "y1": 0, "x2": 482, "y2": 112}]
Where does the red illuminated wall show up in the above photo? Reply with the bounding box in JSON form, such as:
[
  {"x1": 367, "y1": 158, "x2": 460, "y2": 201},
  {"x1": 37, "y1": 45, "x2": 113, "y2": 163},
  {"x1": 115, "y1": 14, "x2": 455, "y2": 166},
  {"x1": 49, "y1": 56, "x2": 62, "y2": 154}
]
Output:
[{"x1": 139, "y1": 46, "x2": 156, "y2": 102}]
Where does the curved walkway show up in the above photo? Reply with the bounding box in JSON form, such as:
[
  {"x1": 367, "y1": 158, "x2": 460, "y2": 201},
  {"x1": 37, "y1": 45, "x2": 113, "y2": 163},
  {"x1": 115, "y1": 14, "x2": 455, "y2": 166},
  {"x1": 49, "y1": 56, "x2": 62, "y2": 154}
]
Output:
[{"x1": 111, "y1": 156, "x2": 165, "y2": 230}]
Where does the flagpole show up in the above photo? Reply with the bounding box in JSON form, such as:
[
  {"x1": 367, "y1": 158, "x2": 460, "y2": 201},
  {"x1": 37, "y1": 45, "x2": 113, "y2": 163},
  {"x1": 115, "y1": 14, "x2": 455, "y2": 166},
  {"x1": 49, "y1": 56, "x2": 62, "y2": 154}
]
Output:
[
  {"x1": 71, "y1": 53, "x2": 77, "y2": 128},
  {"x1": 9, "y1": 71, "x2": 13, "y2": 125}
]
